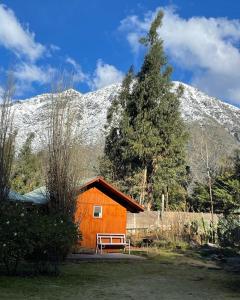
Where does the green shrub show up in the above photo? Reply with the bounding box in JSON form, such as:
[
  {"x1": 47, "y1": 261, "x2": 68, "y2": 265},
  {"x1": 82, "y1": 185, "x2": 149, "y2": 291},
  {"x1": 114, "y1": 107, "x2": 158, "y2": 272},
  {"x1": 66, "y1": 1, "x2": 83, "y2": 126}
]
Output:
[
  {"x1": 218, "y1": 214, "x2": 240, "y2": 249},
  {"x1": 0, "y1": 202, "x2": 80, "y2": 275},
  {"x1": 0, "y1": 202, "x2": 35, "y2": 275},
  {"x1": 152, "y1": 239, "x2": 171, "y2": 248},
  {"x1": 26, "y1": 214, "x2": 80, "y2": 275},
  {"x1": 128, "y1": 236, "x2": 143, "y2": 247}
]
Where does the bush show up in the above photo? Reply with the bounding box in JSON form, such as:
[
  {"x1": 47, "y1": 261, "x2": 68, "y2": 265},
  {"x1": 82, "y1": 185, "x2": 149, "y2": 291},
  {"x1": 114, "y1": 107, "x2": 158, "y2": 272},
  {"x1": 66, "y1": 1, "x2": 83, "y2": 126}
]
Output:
[
  {"x1": 27, "y1": 214, "x2": 80, "y2": 275},
  {"x1": 218, "y1": 213, "x2": 240, "y2": 249},
  {"x1": 152, "y1": 239, "x2": 171, "y2": 248},
  {"x1": 0, "y1": 202, "x2": 35, "y2": 275},
  {"x1": 0, "y1": 202, "x2": 80, "y2": 275}
]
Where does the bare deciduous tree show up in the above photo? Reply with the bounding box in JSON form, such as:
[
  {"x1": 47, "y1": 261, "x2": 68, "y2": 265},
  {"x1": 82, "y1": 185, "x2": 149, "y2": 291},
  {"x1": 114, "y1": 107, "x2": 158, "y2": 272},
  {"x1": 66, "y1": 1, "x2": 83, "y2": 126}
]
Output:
[
  {"x1": 188, "y1": 121, "x2": 237, "y2": 186},
  {"x1": 187, "y1": 122, "x2": 234, "y2": 241},
  {"x1": 0, "y1": 75, "x2": 16, "y2": 202},
  {"x1": 45, "y1": 77, "x2": 80, "y2": 219}
]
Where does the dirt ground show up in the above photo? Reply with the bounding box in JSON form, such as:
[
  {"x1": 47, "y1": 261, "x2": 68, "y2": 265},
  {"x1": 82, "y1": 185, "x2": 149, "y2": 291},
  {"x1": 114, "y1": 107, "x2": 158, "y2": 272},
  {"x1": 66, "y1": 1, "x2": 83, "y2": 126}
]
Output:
[{"x1": 0, "y1": 250, "x2": 239, "y2": 300}]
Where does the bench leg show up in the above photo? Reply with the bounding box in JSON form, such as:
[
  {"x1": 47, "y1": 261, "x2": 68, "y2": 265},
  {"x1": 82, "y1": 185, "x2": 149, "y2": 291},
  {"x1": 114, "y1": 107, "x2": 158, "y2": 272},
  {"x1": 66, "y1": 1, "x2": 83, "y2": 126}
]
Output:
[
  {"x1": 101, "y1": 244, "x2": 103, "y2": 255},
  {"x1": 128, "y1": 240, "x2": 130, "y2": 255}
]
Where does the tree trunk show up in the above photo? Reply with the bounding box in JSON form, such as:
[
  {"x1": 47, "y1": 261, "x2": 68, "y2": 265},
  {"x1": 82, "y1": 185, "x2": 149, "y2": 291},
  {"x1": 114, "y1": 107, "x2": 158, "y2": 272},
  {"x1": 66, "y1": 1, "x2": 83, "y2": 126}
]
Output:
[
  {"x1": 208, "y1": 172, "x2": 214, "y2": 242},
  {"x1": 206, "y1": 143, "x2": 215, "y2": 243},
  {"x1": 139, "y1": 167, "x2": 147, "y2": 206},
  {"x1": 161, "y1": 192, "x2": 165, "y2": 214}
]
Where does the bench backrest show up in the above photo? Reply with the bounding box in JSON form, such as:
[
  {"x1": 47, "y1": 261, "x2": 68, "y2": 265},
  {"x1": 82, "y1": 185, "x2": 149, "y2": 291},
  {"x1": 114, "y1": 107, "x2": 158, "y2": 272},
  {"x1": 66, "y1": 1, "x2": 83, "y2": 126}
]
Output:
[{"x1": 97, "y1": 233, "x2": 126, "y2": 245}]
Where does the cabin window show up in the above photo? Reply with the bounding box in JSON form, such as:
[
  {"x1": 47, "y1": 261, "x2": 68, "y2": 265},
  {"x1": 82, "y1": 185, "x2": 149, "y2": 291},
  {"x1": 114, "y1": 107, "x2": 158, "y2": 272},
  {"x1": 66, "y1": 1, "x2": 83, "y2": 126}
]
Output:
[{"x1": 93, "y1": 206, "x2": 102, "y2": 218}]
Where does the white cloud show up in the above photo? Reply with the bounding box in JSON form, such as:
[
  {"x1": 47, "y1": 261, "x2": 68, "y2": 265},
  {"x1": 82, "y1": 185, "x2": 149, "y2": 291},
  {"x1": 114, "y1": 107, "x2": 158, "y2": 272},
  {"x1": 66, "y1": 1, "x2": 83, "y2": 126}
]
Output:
[
  {"x1": 0, "y1": 4, "x2": 45, "y2": 61},
  {"x1": 66, "y1": 57, "x2": 78, "y2": 68},
  {"x1": 12, "y1": 63, "x2": 58, "y2": 97},
  {"x1": 14, "y1": 58, "x2": 88, "y2": 95},
  {"x1": 14, "y1": 63, "x2": 55, "y2": 84},
  {"x1": 120, "y1": 7, "x2": 240, "y2": 105},
  {"x1": 90, "y1": 60, "x2": 124, "y2": 90},
  {"x1": 50, "y1": 44, "x2": 60, "y2": 52},
  {"x1": 66, "y1": 57, "x2": 88, "y2": 83},
  {"x1": 0, "y1": 4, "x2": 90, "y2": 97}
]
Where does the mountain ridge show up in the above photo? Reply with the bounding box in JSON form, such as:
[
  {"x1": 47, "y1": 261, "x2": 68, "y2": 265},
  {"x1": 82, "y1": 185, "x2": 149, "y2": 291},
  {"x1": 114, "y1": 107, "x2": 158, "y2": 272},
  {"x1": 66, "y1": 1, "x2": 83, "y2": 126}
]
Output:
[{"x1": 12, "y1": 81, "x2": 240, "y2": 151}]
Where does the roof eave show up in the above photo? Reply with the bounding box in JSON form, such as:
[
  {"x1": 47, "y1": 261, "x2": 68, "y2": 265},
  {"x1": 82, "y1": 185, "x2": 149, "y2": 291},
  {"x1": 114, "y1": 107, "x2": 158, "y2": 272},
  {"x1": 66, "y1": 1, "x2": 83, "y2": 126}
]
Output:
[{"x1": 76, "y1": 176, "x2": 144, "y2": 213}]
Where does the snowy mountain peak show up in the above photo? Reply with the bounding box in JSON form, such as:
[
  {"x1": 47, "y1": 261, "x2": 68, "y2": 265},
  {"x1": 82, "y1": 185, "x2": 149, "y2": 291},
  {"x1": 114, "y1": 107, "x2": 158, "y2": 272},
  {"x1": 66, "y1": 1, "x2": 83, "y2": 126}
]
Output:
[{"x1": 11, "y1": 81, "x2": 240, "y2": 151}]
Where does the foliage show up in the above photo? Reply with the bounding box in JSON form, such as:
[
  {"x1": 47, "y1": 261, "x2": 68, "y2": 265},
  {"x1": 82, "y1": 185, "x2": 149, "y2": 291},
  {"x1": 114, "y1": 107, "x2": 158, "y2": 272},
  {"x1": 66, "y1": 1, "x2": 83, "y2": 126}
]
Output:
[
  {"x1": 11, "y1": 133, "x2": 43, "y2": 194},
  {"x1": 183, "y1": 218, "x2": 213, "y2": 244},
  {"x1": 100, "y1": 66, "x2": 134, "y2": 184},
  {"x1": 101, "y1": 11, "x2": 188, "y2": 209},
  {"x1": 0, "y1": 202, "x2": 35, "y2": 275},
  {"x1": 0, "y1": 202, "x2": 80, "y2": 275},
  {"x1": 218, "y1": 213, "x2": 240, "y2": 249},
  {"x1": 26, "y1": 213, "x2": 80, "y2": 275},
  {"x1": 157, "y1": 182, "x2": 188, "y2": 211},
  {"x1": 189, "y1": 151, "x2": 240, "y2": 214}
]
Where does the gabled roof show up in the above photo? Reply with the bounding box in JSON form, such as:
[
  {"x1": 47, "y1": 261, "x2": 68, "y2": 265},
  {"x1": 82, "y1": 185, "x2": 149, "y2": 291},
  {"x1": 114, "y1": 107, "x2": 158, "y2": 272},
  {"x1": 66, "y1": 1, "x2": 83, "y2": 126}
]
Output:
[
  {"x1": 76, "y1": 176, "x2": 144, "y2": 213},
  {"x1": 16, "y1": 177, "x2": 144, "y2": 213}
]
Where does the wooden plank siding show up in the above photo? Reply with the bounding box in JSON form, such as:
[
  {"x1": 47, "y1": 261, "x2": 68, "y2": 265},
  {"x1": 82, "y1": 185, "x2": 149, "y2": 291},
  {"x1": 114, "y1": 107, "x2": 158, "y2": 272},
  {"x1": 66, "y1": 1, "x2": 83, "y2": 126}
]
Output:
[{"x1": 75, "y1": 187, "x2": 127, "y2": 249}]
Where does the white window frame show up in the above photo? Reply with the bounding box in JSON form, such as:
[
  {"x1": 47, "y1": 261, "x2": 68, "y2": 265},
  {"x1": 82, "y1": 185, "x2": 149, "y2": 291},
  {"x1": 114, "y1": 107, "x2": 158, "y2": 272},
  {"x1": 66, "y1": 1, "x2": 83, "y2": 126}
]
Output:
[{"x1": 93, "y1": 205, "x2": 102, "y2": 218}]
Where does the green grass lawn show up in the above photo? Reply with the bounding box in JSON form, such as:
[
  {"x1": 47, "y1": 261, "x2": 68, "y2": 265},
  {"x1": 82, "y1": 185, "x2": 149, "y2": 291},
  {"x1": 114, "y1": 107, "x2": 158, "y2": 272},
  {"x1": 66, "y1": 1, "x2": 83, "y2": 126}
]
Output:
[{"x1": 0, "y1": 250, "x2": 239, "y2": 300}]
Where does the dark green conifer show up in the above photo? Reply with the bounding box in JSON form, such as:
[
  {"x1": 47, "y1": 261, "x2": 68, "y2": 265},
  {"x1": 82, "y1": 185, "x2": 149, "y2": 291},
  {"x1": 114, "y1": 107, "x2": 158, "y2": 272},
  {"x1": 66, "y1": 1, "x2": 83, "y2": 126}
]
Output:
[{"x1": 101, "y1": 11, "x2": 188, "y2": 209}]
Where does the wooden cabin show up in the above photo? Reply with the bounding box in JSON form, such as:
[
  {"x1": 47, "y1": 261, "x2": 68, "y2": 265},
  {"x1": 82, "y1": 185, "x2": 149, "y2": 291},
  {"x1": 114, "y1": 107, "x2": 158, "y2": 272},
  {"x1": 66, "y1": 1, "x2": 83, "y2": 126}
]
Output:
[
  {"x1": 14, "y1": 177, "x2": 143, "y2": 251},
  {"x1": 74, "y1": 177, "x2": 144, "y2": 250}
]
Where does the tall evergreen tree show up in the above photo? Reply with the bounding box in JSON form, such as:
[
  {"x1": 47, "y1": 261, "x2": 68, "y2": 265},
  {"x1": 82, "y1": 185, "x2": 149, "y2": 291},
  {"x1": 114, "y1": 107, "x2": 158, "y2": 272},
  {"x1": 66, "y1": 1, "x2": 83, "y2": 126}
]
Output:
[
  {"x1": 101, "y1": 11, "x2": 188, "y2": 209},
  {"x1": 100, "y1": 66, "x2": 134, "y2": 184}
]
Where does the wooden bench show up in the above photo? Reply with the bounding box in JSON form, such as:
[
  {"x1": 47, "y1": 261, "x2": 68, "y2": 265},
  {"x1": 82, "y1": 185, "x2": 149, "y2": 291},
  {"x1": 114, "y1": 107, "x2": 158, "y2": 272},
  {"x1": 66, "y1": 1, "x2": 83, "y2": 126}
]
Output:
[{"x1": 96, "y1": 233, "x2": 130, "y2": 254}]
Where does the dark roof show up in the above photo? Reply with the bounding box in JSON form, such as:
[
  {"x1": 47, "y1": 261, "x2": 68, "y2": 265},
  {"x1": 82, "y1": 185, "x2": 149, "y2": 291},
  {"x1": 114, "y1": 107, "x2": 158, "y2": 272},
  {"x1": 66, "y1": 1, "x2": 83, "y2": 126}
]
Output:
[{"x1": 76, "y1": 176, "x2": 144, "y2": 213}]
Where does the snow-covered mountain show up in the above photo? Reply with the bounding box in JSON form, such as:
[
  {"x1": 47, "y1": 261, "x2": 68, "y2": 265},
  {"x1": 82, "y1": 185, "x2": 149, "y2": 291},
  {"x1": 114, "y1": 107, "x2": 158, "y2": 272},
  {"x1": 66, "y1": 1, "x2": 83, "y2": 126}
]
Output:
[{"x1": 12, "y1": 81, "x2": 240, "y2": 151}]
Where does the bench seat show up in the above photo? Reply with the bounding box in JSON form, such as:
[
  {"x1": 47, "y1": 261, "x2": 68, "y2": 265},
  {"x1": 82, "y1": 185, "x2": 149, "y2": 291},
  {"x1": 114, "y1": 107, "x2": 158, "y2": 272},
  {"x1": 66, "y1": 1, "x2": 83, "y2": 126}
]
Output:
[{"x1": 96, "y1": 233, "x2": 130, "y2": 254}]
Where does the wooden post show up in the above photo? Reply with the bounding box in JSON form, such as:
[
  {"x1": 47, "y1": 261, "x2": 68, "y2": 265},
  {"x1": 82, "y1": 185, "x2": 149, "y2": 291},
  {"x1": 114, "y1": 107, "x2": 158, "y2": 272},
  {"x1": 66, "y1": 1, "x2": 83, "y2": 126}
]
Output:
[
  {"x1": 166, "y1": 186, "x2": 169, "y2": 211},
  {"x1": 161, "y1": 193, "x2": 165, "y2": 215}
]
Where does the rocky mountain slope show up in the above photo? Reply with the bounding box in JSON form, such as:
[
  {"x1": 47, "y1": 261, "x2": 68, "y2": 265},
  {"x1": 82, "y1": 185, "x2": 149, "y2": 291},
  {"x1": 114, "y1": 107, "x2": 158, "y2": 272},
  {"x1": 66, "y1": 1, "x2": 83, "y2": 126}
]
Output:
[{"x1": 12, "y1": 81, "x2": 240, "y2": 152}]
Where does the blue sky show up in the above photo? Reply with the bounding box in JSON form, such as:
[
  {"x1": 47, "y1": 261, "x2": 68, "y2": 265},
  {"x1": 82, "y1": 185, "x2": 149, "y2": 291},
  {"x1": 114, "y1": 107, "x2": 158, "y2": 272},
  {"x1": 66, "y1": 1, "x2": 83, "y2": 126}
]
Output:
[{"x1": 0, "y1": 0, "x2": 240, "y2": 106}]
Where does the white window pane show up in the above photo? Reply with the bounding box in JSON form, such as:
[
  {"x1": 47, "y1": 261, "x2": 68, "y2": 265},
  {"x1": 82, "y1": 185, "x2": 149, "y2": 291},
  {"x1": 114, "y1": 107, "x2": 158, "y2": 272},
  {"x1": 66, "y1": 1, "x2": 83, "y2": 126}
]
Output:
[{"x1": 93, "y1": 206, "x2": 102, "y2": 218}]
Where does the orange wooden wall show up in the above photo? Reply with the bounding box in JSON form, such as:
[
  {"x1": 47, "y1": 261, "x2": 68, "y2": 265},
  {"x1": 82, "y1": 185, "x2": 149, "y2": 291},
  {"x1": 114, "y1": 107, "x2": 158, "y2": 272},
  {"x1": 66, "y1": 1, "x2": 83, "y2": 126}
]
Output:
[{"x1": 75, "y1": 186, "x2": 127, "y2": 249}]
